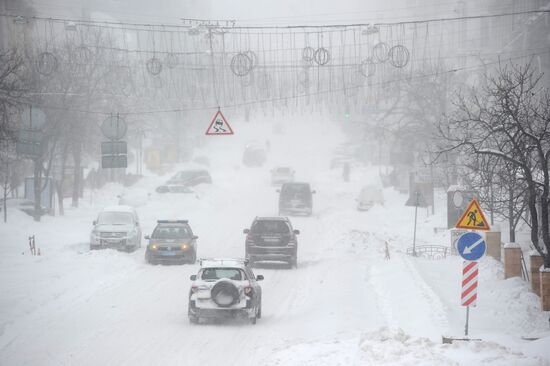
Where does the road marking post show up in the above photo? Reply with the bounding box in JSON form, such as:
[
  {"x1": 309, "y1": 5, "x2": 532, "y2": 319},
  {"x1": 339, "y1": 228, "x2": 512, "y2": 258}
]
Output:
[{"x1": 461, "y1": 260, "x2": 478, "y2": 336}]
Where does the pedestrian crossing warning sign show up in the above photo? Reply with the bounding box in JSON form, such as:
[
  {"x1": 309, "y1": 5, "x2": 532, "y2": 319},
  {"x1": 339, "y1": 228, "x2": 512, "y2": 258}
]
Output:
[
  {"x1": 205, "y1": 110, "x2": 234, "y2": 136},
  {"x1": 455, "y1": 198, "x2": 490, "y2": 231}
]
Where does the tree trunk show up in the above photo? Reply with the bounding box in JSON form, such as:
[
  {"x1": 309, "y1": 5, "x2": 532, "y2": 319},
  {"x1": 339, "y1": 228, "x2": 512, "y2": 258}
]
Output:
[
  {"x1": 33, "y1": 158, "x2": 42, "y2": 222},
  {"x1": 56, "y1": 144, "x2": 69, "y2": 215},
  {"x1": 71, "y1": 144, "x2": 81, "y2": 208},
  {"x1": 3, "y1": 180, "x2": 7, "y2": 223},
  {"x1": 508, "y1": 186, "x2": 515, "y2": 242}
]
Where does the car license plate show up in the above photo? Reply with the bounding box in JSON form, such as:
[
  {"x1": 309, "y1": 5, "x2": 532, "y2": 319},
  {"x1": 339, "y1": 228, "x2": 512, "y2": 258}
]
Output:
[{"x1": 160, "y1": 251, "x2": 176, "y2": 256}]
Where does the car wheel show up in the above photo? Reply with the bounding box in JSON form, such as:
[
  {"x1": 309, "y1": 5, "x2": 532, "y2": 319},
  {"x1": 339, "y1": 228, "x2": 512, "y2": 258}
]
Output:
[
  {"x1": 290, "y1": 257, "x2": 298, "y2": 269},
  {"x1": 250, "y1": 312, "x2": 257, "y2": 325},
  {"x1": 189, "y1": 316, "x2": 199, "y2": 324},
  {"x1": 257, "y1": 303, "x2": 262, "y2": 319}
]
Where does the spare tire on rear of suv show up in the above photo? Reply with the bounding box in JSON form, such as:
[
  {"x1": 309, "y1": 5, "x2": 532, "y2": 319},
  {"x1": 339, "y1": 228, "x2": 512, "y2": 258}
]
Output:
[{"x1": 211, "y1": 280, "x2": 240, "y2": 307}]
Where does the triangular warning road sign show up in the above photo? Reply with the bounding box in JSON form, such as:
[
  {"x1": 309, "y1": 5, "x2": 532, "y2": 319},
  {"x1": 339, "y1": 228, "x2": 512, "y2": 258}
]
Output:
[
  {"x1": 205, "y1": 110, "x2": 234, "y2": 135},
  {"x1": 455, "y1": 198, "x2": 491, "y2": 231}
]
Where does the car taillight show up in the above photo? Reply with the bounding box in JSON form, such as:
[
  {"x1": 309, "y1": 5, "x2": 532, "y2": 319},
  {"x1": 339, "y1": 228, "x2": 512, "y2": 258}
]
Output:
[
  {"x1": 191, "y1": 286, "x2": 198, "y2": 293},
  {"x1": 244, "y1": 286, "x2": 253, "y2": 295},
  {"x1": 246, "y1": 234, "x2": 254, "y2": 244}
]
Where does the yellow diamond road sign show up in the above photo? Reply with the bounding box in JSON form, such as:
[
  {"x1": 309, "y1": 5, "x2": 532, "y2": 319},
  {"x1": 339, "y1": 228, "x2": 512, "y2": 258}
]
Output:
[{"x1": 455, "y1": 198, "x2": 491, "y2": 231}]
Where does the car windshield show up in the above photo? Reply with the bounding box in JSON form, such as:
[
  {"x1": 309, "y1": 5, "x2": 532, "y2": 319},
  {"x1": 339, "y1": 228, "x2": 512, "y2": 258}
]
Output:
[
  {"x1": 152, "y1": 226, "x2": 191, "y2": 239},
  {"x1": 282, "y1": 184, "x2": 310, "y2": 196},
  {"x1": 276, "y1": 168, "x2": 291, "y2": 174},
  {"x1": 200, "y1": 268, "x2": 244, "y2": 281},
  {"x1": 252, "y1": 220, "x2": 290, "y2": 234},
  {"x1": 97, "y1": 212, "x2": 133, "y2": 225}
]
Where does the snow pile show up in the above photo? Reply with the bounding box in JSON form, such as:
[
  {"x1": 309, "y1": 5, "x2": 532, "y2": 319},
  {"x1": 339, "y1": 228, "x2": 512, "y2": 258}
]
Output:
[
  {"x1": 264, "y1": 328, "x2": 549, "y2": 366},
  {"x1": 357, "y1": 328, "x2": 452, "y2": 365}
]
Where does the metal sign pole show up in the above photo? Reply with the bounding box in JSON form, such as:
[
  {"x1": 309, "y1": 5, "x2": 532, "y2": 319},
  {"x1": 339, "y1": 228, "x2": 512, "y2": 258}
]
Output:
[
  {"x1": 465, "y1": 306, "x2": 469, "y2": 336},
  {"x1": 412, "y1": 191, "x2": 419, "y2": 256}
]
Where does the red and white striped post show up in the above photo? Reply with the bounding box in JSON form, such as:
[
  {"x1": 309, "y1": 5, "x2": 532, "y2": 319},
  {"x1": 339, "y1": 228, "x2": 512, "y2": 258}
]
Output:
[{"x1": 461, "y1": 261, "x2": 478, "y2": 336}]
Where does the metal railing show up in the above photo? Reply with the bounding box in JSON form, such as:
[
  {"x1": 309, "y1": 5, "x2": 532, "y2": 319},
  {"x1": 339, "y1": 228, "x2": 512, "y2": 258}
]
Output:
[{"x1": 407, "y1": 245, "x2": 451, "y2": 260}]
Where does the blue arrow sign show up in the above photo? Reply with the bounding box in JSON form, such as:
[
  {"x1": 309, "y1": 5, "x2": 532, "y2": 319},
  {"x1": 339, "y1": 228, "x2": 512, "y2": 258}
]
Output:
[{"x1": 457, "y1": 232, "x2": 486, "y2": 261}]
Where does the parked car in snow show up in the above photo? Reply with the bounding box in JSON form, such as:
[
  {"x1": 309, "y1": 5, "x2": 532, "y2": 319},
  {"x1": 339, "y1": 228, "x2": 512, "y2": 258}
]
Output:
[
  {"x1": 242, "y1": 143, "x2": 267, "y2": 167},
  {"x1": 144, "y1": 220, "x2": 198, "y2": 264},
  {"x1": 156, "y1": 169, "x2": 212, "y2": 193},
  {"x1": 356, "y1": 185, "x2": 384, "y2": 211},
  {"x1": 278, "y1": 182, "x2": 315, "y2": 216},
  {"x1": 244, "y1": 216, "x2": 299, "y2": 268},
  {"x1": 188, "y1": 258, "x2": 263, "y2": 324},
  {"x1": 270, "y1": 166, "x2": 295, "y2": 185},
  {"x1": 90, "y1": 205, "x2": 142, "y2": 251}
]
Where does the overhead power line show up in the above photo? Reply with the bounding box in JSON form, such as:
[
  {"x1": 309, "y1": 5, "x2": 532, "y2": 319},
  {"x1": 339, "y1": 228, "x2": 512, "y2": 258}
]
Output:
[{"x1": 29, "y1": 50, "x2": 549, "y2": 117}]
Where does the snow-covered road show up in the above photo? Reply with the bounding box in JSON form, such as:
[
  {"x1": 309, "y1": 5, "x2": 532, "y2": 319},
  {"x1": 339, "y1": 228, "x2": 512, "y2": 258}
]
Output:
[{"x1": 1, "y1": 119, "x2": 549, "y2": 365}]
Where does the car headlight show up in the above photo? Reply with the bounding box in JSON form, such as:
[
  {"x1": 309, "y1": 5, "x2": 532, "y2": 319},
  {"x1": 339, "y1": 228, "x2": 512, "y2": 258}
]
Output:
[
  {"x1": 150, "y1": 244, "x2": 158, "y2": 250},
  {"x1": 181, "y1": 243, "x2": 190, "y2": 251}
]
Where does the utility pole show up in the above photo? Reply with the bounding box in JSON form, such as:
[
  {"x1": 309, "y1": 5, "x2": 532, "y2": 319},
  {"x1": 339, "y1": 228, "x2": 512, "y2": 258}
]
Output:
[{"x1": 412, "y1": 191, "x2": 420, "y2": 256}]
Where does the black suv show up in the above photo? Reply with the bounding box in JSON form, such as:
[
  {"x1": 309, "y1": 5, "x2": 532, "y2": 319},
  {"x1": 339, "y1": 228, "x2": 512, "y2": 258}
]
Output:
[
  {"x1": 145, "y1": 220, "x2": 198, "y2": 264},
  {"x1": 278, "y1": 182, "x2": 315, "y2": 216},
  {"x1": 243, "y1": 217, "x2": 299, "y2": 268},
  {"x1": 156, "y1": 169, "x2": 212, "y2": 193}
]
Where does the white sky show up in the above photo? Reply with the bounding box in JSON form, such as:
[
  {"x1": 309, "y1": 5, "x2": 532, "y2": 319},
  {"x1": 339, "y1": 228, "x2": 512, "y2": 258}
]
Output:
[{"x1": 22, "y1": 0, "x2": 497, "y2": 25}]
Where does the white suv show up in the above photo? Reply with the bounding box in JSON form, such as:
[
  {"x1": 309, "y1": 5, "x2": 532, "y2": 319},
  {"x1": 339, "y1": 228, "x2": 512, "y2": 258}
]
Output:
[
  {"x1": 188, "y1": 258, "x2": 263, "y2": 324},
  {"x1": 90, "y1": 205, "x2": 142, "y2": 251}
]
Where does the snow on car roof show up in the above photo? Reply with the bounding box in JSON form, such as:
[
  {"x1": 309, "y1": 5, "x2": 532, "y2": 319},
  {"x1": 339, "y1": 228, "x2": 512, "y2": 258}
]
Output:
[
  {"x1": 102, "y1": 205, "x2": 135, "y2": 213},
  {"x1": 255, "y1": 216, "x2": 289, "y2": 221},
  {"x1": 199, "y1": 258, "x2": 249, "y2": 268}
]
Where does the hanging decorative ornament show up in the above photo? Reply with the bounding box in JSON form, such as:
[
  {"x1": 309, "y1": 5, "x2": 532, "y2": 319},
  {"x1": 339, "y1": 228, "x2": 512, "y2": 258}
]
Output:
[
  {"x1": 302, "y1": 47, "x2": 315, "y2": 62},
  {"x1": 314, "y1": 48, "x2": 330, "y2": 66},
  {"x1": 230, "y1": 52, "x2": 252, "y2": 77},
  {"x1": 36, "y1": 51, "x2": 58, "y2": 76},
  {"x1": 72, "y1": 46, "x2": 92, "y2": 66},
  {"x1": 360, "y1": 57, "x2": 376, "y2": 77},
  {"x1": 245, "y1": 50, "x2": 258, "y2": 70},
  {"x1": 146, "y1": 57, "x2": 163, "y2": 75},
  {"x1": 373, "y1": 42, "x2": 390, "y2": 63},
  {"x1": 165, "y1": 53, "x2": 179, "y2": 69},
  {"x1": 388, "y1": 45, "x2": 410, "y2": 68}
]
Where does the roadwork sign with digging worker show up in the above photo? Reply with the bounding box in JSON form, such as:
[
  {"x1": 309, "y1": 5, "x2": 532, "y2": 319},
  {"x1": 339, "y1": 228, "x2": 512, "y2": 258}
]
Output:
[{"x1": 455, "y1": 199, "x2": 490, "y2": 231}]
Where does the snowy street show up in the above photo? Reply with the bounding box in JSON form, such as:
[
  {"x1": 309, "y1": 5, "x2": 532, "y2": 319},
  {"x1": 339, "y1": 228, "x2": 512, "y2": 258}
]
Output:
[{"x1": 1, "y1": 119, "x2": 548, "y2": 366}]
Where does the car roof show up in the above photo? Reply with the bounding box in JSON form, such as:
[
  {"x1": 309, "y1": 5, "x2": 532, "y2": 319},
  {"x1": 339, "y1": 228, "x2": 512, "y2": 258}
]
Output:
[
  {"x1": 199, "y1": 258, "x2": 248, "y2": 269},
  {"x1": 281, "y1": 182, "x2": 310, "y2": 187},
  {"x1": 102, "y1": 205, "x2": 135, "y2": 213},
  {"x1": 177, "y1": 169, "x2": 209, "y2": 173},
  {"x1": 254, "y1": 216, "x2": 289, "y2": 222}
]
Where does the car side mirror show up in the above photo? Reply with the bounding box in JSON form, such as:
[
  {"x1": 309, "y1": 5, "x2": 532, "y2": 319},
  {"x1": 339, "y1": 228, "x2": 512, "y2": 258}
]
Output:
[
  {"x1": 243, "y1": 228, "x2": 250, "y2": 234},
  {"x1": 293, "y1": 229, "x2": 300, "y2": 235},
  {"x1": 256, "y1": 275, "x2": 264, "y2": 281},
  {"x1": 93, "y1": 220, "x2": 97, "y2": 225},
  {"x1": 192, "y1": 235, "x2": 199, "y2": 240},
  {"x1": 144, "y1": 235, "x2": 150, "y2": 240},
  {"x1": 190, "y1": 275, "x2": 197, "y2": 281}
]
